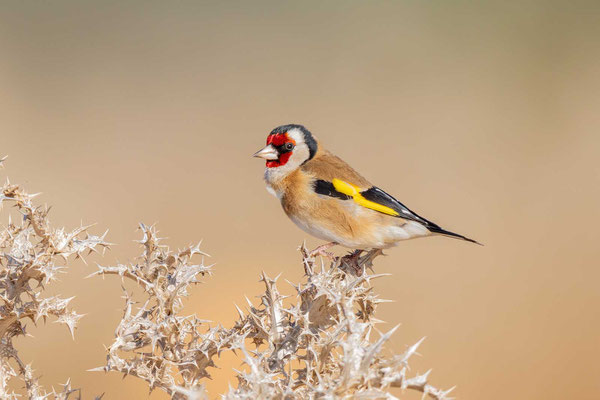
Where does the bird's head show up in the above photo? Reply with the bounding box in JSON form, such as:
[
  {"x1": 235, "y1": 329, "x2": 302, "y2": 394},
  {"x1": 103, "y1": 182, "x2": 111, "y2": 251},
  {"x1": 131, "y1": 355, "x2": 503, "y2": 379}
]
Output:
[{"x1": 253, "y1": 124, "x2": 318, "y2": 171}]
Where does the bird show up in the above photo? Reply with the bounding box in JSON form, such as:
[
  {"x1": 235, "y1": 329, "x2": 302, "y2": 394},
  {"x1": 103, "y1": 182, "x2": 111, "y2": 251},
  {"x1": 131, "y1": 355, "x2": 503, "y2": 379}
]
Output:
[{"x1": 253, "y1": 124, "x2": 480, "y2": 263}]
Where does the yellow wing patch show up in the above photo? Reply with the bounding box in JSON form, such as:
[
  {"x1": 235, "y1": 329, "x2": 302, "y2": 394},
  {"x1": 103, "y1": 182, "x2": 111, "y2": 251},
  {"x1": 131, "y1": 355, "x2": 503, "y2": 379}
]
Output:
[{"x1": 332, "y1": 178, "x2": 400, "y2": 217}]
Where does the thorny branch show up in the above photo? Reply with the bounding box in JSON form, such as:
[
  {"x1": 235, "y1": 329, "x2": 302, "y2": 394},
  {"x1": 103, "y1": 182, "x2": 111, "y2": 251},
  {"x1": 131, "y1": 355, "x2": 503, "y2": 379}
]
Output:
[
  {"x1": 224, "y1": 244, "x2": 454, "y2": 400},
  {"x1": 0, "y1": 159, "x2": 109, "y2": 399},
  {"x1": 89, "y1": 224, "x2": 216, "y2": 399},
  {"x1": 93, "y1": 225, "x2": 453, "y2": 399}
]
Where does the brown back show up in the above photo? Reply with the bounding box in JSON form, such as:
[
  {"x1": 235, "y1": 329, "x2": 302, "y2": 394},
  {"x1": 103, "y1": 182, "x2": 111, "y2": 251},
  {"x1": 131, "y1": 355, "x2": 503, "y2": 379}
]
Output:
[{"x1": 301, "y1": 149, "x2": 372, "y2": 189}]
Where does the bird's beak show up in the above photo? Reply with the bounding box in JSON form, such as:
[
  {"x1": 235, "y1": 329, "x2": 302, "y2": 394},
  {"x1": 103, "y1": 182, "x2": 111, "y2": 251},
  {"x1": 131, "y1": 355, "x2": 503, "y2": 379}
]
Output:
[{"x1": 253, "y1": 144, "x2": 279, "y2": 160}]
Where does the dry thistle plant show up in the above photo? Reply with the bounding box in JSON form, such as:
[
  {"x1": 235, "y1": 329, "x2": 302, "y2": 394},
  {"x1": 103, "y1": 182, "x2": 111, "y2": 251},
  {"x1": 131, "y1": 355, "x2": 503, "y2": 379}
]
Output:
[
  {"x1": 89, "y1": 223, "x2": 219, "y2": 399},
  {"x1": 0, "y1": 158, "x2": 109, "y2": 399},
  {"x1": 223, "y1": 246, "x2": 453, "y2": 400},
  {"x1": 93, "y1": 222, "x2": 453, "y2": 399}
]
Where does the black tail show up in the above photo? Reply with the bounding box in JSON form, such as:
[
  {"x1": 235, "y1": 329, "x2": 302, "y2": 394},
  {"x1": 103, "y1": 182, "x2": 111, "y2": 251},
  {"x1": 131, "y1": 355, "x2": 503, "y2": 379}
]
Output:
[{"x1": 428, "y1": 226, "x2": 483, "y2": 246}]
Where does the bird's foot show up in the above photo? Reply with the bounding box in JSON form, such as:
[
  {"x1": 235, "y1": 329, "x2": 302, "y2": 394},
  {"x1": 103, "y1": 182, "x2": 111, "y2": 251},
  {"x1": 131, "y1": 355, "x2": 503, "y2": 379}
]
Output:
[
  {"x1": 308, "y1": 242, "x2": 338, "y2": 259},
  {"x1": 339, "y1": 249, "x2": 365, "y2": 276}
]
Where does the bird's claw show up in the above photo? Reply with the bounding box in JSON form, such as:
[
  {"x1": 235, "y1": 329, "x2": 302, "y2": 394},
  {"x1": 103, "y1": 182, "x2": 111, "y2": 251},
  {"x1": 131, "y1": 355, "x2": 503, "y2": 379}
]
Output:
[
  {"x1": 307, "y1": 242, "x2": 338, "y2": 260},
  {"x1": 308, "y1": 249, "x2": 335, "y2": 259}
]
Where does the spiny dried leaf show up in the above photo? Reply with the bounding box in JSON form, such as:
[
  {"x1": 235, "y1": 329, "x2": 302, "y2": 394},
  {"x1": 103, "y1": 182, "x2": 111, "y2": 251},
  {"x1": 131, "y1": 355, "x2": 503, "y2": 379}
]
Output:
[
  {"x1": 0, "y1": 170, "x2": 109, "y2": 398},
  {"x1": 93, "y1": 231, "x2": 451, "y2": 399},
  {"x1": 224, "y1": 250, "x2": 451, "y2": 400},
  {"x1": 93, "y1": 224, "x2": 220, "y2": 397}
]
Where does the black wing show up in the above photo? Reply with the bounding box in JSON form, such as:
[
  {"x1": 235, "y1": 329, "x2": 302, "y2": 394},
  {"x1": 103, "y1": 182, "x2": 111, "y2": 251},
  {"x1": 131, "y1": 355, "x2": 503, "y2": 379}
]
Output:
[
  {"x1": 313, "y1": 179, "x2": 352, "y2": 200},
  {"x1": 313, "y1": 180, "x2": 480, "y2": 244},
  {"x1": 361, "y1": 187, "x2": 440, "y2": 226}
]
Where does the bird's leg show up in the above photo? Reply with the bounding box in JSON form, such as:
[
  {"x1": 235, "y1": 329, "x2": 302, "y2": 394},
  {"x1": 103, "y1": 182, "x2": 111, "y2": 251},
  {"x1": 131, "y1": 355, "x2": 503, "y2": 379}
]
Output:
[{"x1": 308, "y1": 242, "x2": 338, "y2": 259}]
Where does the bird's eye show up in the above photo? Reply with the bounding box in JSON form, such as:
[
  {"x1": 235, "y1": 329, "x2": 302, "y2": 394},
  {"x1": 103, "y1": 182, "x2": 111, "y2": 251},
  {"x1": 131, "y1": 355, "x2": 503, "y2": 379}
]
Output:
[{"x1": 285, "y1": 143, "x2": 294, "y2": 151}]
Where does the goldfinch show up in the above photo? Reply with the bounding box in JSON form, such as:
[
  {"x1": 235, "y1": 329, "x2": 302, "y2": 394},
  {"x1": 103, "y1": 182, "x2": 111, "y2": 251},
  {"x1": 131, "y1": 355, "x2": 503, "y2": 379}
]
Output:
[{"x1": 253, "y1": 124, "x2": 480, "y2": 256}]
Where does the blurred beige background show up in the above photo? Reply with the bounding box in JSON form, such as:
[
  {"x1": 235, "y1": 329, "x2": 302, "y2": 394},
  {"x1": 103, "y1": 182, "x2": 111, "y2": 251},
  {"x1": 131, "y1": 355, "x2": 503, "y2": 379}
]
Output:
[{"x1": 1, "y1": 1, "x2": 599, "y2": 399}]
